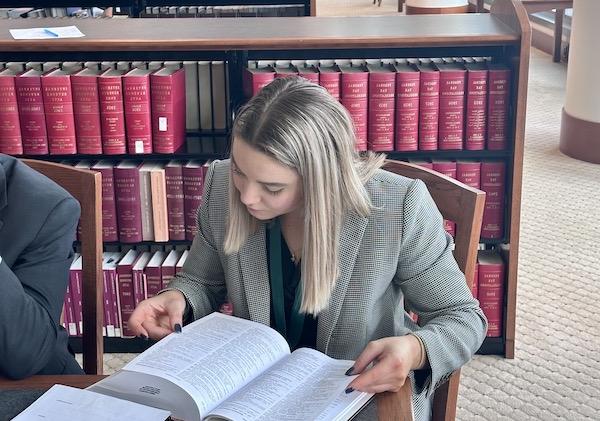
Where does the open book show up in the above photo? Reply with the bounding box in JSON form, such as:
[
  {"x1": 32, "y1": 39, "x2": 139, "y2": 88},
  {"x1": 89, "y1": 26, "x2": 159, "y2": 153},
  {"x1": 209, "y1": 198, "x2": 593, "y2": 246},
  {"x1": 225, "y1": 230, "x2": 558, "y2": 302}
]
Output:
[{"x1": 88, "y1": 312, "x2": 373, "y2": 421}]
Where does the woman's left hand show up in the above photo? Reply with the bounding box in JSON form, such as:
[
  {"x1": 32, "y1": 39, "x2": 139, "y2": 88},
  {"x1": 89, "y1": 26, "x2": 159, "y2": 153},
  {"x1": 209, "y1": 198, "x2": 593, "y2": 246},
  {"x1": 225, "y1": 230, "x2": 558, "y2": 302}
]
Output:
[{"x1": 346, "y1": 335, "x2": 424, "y2": 394}]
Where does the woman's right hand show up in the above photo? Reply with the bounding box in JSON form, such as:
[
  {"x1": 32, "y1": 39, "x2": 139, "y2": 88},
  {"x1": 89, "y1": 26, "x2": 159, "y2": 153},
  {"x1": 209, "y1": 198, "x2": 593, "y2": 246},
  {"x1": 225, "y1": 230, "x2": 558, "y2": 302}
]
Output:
[{"x1": 128, "y1": 290, "x2": 187, "y2": 340}]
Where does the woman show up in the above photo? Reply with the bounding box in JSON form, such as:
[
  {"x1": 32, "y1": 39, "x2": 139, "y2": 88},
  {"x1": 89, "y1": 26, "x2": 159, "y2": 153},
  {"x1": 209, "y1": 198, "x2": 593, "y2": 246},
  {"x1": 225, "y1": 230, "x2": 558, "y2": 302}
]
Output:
[{"x1": 128, "y1": 76, "x2": 487, "y2": 420}]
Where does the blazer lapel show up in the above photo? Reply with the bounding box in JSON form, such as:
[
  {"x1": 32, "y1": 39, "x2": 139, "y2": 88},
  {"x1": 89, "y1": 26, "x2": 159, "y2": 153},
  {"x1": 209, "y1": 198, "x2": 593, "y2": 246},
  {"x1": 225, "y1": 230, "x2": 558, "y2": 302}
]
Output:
[
  {"x1": 239, "y1": 222, "x2": 271, "y2": 326},
  {"x1": 317, "y1": 212, "x2": 368, "y2": 354}
]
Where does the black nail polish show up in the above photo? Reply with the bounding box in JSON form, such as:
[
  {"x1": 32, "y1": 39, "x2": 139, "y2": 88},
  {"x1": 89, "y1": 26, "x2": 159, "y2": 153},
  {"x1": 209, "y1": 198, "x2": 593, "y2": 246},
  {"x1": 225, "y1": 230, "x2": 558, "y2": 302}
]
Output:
[
  {"x1": 345, "y1": 367, "x2": 354, "y2": 376},
  {"x1": 174, "y1": 323, "x2": 182, "y2": 333},
  {"x1": 345, "y1": 387, "x2": 354, "y2": 394},
  {"x1": 139, "y1": 334, "x2": 148, "y2": 341}
]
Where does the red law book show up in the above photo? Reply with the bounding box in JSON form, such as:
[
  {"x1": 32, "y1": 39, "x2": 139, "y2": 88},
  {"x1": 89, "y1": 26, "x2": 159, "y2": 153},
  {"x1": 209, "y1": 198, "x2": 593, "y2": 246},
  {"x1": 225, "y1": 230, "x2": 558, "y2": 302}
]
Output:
[
  {"x1": 183, "y1": 160, "x2": 205, "y2": 241},
  {"x1": 487, "y1": 64, "x2": 510, "y2": 150},
  {"x1": 175, "y1": 250, "x2": 189, "y2": 274},
  {"x1": 151, "y1": 67, "x2": 186, "y2": 154},
  {"x1": 98, "y1": 69, "x2": 127, "y2": 154},
  {"x1": 123, "y1": 68, "x2": 153, "y2": 154},
  {"x1": 116, "y1": 249, "x2": 140, "y2": 337},
  {"x1": 340, "y1": 65, "x2": 368, "y2": 151},
  {"x1": 366, "y1": 64, "x2": 395, "y2": 152},
  {"x1": 91, "y1": 160, "x2": 119, "y2": 242},
  {"x1": 106, "y1": 252, "x2": 124, "y2": 337},
  {"x1": 318, "y1": 65, "x2": 341, "y2": 101},
  {"x1": 274, "y1": 66, "x2": 298, "y2": 79},
  {"x1": 161, "y1": 249, "x2": 182, "y2": 289},
  {"x1": 432, "y1": 161, "x2": 457, "y2": 237},
  {"x1": 132, "y1": 251, "x2": 152, "y2": 306},
  {"x1": 71, "y1": 68, "x2": 103, "y2": 154},
  {"x1": 102, "y1": 253, "x2": 118, "y2": 337},
  {"x1": 145, "y1": 251, "x2": 166, "y2": 298},
  {"x1": 456, "y1": 160, "x2": 481, "y2": 189},
  {"x1": 436, "y1": 63, "x2": 466, "y2": 150},
  {"x1": 472, "y1": 261, "x2": 479, "y2": 299},
  {"x1": 15, "y1": 69, "x2": 49, "y2": 155},
  {"x1": 416, "y1": 63, "x2": 440, "y2": 151},
  {"x1": 243, "y1": 66, "x2": 275, "y2": 98},
  {"x1": 165, "y1": 160, "x2": 186, "y2": 241},
  {"x1": 69, "y1": 254, "x2": 83, "y2": 336},
  {"x1": 477, "y1": 250, "x2": 505, "y2": 337},
  {"x1": 297, "y1": 65, "x2": 319, "y2": 84},
  {"x1": 465, "y1": 63, "x2": 488, "y2": 150},
  {"x1": 41, "y1": 69, "x2": 77, "y2": 154},
  {"x1": 0, "y1": 69, "x2": 23, "y2": 155},
  {"x1": 113, "y1": 161, "x2": 143, "y2": 243},
  {"x1": 394, "y1": 63, "x2": 420, "y2": 152},
  {"x1": 481, "y1": 161, "x2": 506, "y2": 239}
]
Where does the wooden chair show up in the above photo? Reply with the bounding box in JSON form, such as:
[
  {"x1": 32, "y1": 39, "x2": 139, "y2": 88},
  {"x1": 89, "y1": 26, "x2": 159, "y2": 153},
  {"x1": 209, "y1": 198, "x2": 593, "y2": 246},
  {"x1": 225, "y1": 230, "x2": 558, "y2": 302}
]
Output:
[
  {"x1": 22, "y1": 159, "x2": 103, "y2": 375},
  {"x1": 376, "y1": 160, "x2": 486, "y2": 421}
]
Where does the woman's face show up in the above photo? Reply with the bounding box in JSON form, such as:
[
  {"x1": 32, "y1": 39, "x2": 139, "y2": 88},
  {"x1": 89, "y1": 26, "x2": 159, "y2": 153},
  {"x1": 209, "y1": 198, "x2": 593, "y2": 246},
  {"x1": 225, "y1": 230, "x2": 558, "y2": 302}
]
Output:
[{"x1": 231, "y1": 137, "x2": 304, "y2": 221}]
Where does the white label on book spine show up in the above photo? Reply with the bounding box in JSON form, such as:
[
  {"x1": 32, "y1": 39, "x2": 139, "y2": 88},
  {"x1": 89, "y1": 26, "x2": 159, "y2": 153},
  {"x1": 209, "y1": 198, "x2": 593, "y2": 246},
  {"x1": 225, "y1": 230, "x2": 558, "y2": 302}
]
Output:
[
  {"x1": 135, "y1": 140, "x2": 144, "y2": 154},
  {"x1": 159, "y1": 117, "x2": 168, "y2": 131}
]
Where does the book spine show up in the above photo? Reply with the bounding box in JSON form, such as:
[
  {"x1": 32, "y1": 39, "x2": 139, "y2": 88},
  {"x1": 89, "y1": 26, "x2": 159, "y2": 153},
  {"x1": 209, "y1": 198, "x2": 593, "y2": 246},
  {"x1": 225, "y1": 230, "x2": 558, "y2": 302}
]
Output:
[
  {"x1": 456, "y1": 161, "x2": 481, "y2": 189},
  {"x1": 418, "y1": 70, "x2": 440, "y2": 151},
  {"x1": 15, "y1": 75, "x2": 49, "y2": 155},
  {"x1": 394, "y1": 71, "x2": 420, "y2": 152},
  {"x1": 183, "y1": 166, "x2": 204, "y2": 241},
  {"x1": 487, "y1": 68, "x2": 510, "y2": 150},
  {"x1": 71, "y1": 75, "x2": 103, "y2": 154},
  {"x1": 114, "y1": 166, "x2": 143, "y2": 243},
  {"x1": 245, "y1": 70, "x2": 275, "y2": 98},
  {"x1": 478, "y1": 255, "x2": 505, "y2": 337},
  {"x1": 151, "y1": 69, "x2": 186, "y2": 153},
  {"x1": 41, "y1": 75, "x2": 77, "y2": 154},
  {"x1": 367, "y1": 72, "x2": 395, "y2": 151},
  {"x1": 108, "y1": 267, "x2": 119, "y2": 337},
  {"x1": 95, "y1": 166, "x2": 119, "y2": 242},
  {"x1": 0, "y1": 75, "x2": 23, "y2": 155},
  {"x1": 151, "y1": 170, "x2": 169, "y2": 242},
  {"x1": 123, "y1": 74, "x2": 153, "y2": 154},
  {"x1": 319, "y1": 71, "x2": 341, "y2": 101},
  {"x1": 70, "y1": 267, "x2": 83, "y2": 336},
  {"x1": 145, "y1": 265, "x2": 162, "y2": 298},
  {"x1": 132, "y1": 267, "x2": 146, "y2": 306},
  {"x1": 165, "y1": 165, "x2": 186, "y2": 240},
  {"x1": 481, "y1": 161, "x2": 506, "y2": 239},
  {"x1": 98, "y1": 75, "x2": 127, "y2": 154},
  {"x1": 161, "y1": 266, "x2": 176, "y2": 289},
  {"x1": 117, "y1": 266, "x2": 136, "y2": 337},
  {"x1": 63, "y1": 283, "x2": 77, "y2": 336},
  {"x1": 103, "y1": 266, "x2": 115, "y2": 337},
  {"x1": 438, "y1": 70, "x2": 465, "y2": 150},
  {"x1": 341, "y1": 72, "x2": 368, "y2": 151},
  {"x1": 465, "y1": 69, "x2": 488, "y2": 150}
]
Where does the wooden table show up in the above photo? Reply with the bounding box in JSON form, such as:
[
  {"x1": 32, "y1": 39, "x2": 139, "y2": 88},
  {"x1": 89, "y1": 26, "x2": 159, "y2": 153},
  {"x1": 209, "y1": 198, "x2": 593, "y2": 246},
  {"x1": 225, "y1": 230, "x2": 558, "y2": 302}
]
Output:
[{"x1": 0, "y1": 375, "x2": 413, "y2": 421}]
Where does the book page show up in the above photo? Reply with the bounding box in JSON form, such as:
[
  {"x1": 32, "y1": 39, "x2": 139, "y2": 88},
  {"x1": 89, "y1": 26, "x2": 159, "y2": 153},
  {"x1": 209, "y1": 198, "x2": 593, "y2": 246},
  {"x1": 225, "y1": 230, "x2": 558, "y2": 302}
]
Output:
[
  {"x1": 110, "y1": 313, "x2": 289, "y2": 418},
  {"x1": 206, "y1": 347, "x2": 373, "y2": 421}
]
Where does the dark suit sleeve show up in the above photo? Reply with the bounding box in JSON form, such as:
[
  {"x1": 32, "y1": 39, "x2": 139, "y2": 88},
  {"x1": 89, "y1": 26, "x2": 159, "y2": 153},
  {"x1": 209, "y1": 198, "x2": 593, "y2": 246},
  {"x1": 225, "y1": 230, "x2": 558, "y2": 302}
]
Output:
[{"x1": 0, "y1": 197, "x2": 80, "y2": 379}]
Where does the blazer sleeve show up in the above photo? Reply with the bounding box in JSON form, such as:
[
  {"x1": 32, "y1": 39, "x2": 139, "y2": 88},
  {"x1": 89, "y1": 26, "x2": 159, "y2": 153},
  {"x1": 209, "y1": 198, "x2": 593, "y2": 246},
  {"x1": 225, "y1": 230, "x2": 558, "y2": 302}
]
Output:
[
  {"x1": 0, "y1": 197, "x2": 79, "y2": 379},
  {"x1": 395, "y1": 179, "x2": 487, "y2": 398},
  {"x1": 166, "y1": 162, "x2": 226, "y2": 320}
]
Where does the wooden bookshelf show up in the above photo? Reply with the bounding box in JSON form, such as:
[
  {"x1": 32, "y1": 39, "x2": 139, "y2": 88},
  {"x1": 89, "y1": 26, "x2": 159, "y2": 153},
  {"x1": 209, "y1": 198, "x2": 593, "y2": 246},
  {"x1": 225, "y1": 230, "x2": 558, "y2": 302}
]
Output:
[{"x1": 0, "y1": 0, "x2": 529, "y2": 358}]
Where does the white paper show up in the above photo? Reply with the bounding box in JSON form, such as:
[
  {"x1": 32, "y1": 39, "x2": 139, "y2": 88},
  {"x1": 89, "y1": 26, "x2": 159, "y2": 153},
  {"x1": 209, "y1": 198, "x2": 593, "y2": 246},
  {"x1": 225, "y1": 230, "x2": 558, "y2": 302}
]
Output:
[
  {"x1": 158, "y1": 116, "x2": 168, "y2": 131},
  {"x1": 12, "y1": 384, "x2": 170, "y2": 421},
  {"x1": 9, "y1": 26, "x2": 85, "y2": 40}
]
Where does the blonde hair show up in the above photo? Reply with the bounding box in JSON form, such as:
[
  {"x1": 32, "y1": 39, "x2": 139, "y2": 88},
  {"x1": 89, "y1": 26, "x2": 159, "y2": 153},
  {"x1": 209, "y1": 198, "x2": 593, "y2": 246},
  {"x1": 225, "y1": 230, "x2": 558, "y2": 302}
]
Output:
[{"x1": 224, "y1": 76, "x2": 384, "y2": 315}]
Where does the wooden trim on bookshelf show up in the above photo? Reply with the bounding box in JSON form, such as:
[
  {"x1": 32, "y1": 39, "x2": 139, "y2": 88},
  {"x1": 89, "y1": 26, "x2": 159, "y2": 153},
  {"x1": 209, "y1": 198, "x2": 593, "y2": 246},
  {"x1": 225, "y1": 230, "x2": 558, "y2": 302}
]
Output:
[{"x1": 560, "y1": 108, "x2": 600, "y2": 164}]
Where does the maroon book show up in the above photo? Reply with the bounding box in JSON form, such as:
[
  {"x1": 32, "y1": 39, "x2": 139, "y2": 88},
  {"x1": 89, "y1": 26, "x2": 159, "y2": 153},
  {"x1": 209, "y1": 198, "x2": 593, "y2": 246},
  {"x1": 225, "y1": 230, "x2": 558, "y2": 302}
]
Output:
[
  {"x1": 116, "y1": 250, "x2": 140, "y2": 337},
  {"x1": 41, "y1": 69, "x2": 77, "y2": 155},
  {"x1": 432, "y1": 160, "x2": 457, "y2": 237},
  {"x1": 91, "y1": 160, "x2": 119, "y2": 242},
  {"x1": 456, "y1": 160, "x2": 481, "y2": 189},
  {"x1": 394, "y1": 63, "x2": 420, "y2": 152},
  {"x1": 15, "y1": 69, "x2": 49, "y2": 155},
  {"x1": 243, "y1": 66, "x2": 275, "y2": 98},
  {"x1": 165, "y1": 160, "x2": 186, "y2": 241},
  {"x1": 151, "y1": 67, "x2": 186, "y2": 154},
  {"x1": 98, "y1": 69, "x2": 127, "y2": 155},
  {"x1": 114, "y1": 161, "x2": 143, "y2": 243},
  {"x1": 161, "y1": 249, "x2": 182, "y2": 289},
  {"x1": 144, "y1": 251, "x2": 166, "y2": 298},
  {"x1": 274, "y1": 66, "x2": 298, "y2": 79},
  {"x1": 465, "y1": 63, "x2": 488, "y2": 150},
  {"x1": 123, "y1": 68, "x2": 153, "y2": 154},
  {"x1": 340, "y1": 66, "x2": 368, "y2": 151},
  {"x1": 69, "y1": 255, "x2": 83, "y2": 336},
  {"x1": 71, "y1": 68, "x2": 103, "y2": 154},
  {"x1": 436, "y1": 63, "x2": 466, "y2": 150},
  {"x1": 487, "y1": 64, "x2": 510, "y2": 151},
  {"x1": 417, "y1": 64, "x2": 440, "y2": 151},
  {"x1": 102, "y1": 253, "x2": 118, "y2": 337},
  {"x1": 478, "y1": 250, "x2": 505, "y2": 337},
  {"x1": 297, "y1": 65, "x2": 319, "y2": 84},
  {"x1": 132, "y1": 251, "x2": 152, "y2": 306},
  {"x1": 367, "y1": 64, "x2": 395, "y2": 152},
  {"x1": 183, "y1": 160, "x2": 205, "y2": 241},
  {"x1": 0, "y1": 69, "x2": 23, "y2": 155},
  {"x1": 175, "y1": 250, "x2": 189, "y2": 274},
  {"x1": 481, "y1": 161, "x2": 506, "y2": 239},
  {"x1": 318, "y1": 65, "x2": 341, "y2": 101}
]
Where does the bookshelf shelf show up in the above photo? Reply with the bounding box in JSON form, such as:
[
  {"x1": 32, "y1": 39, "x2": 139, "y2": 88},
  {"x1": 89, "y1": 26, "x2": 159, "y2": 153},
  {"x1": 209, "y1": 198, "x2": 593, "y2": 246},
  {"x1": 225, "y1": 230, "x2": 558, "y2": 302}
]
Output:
[{"x1": 0, "y1": 0, "x2": 529, "y2": 359}]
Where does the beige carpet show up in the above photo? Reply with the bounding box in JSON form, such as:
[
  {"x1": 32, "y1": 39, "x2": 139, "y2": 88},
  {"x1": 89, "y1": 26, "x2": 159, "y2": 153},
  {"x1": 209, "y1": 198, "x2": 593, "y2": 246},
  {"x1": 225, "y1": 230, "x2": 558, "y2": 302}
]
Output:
[{"x1": 92, "y1": 3, "x2": 600, "y2": 420}]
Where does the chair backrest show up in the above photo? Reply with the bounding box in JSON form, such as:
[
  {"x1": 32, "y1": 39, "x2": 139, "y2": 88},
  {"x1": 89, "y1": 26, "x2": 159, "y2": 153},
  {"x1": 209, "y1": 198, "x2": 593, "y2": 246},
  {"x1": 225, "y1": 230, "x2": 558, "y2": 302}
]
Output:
[
  {"x1": 22, "y1": 159, "x2": 103, "y2": 375},
  {"x1": 376, "y1": 160, "x2": 485, "y2": 421}
]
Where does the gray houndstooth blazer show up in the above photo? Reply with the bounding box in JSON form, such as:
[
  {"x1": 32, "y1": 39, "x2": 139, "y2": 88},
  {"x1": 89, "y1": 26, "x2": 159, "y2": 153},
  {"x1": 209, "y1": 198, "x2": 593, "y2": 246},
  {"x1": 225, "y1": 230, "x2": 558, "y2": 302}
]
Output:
[{"x1": 168, "y1": 159, "x2": 487, "y2": 420}]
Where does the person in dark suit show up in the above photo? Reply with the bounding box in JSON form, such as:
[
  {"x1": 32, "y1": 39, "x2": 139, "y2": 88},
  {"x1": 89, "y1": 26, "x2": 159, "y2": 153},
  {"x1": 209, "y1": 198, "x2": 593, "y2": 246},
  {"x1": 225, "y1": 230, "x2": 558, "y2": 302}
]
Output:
[{"x1": 0, "y1": 154, "x2": 83, "y2": 379}]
